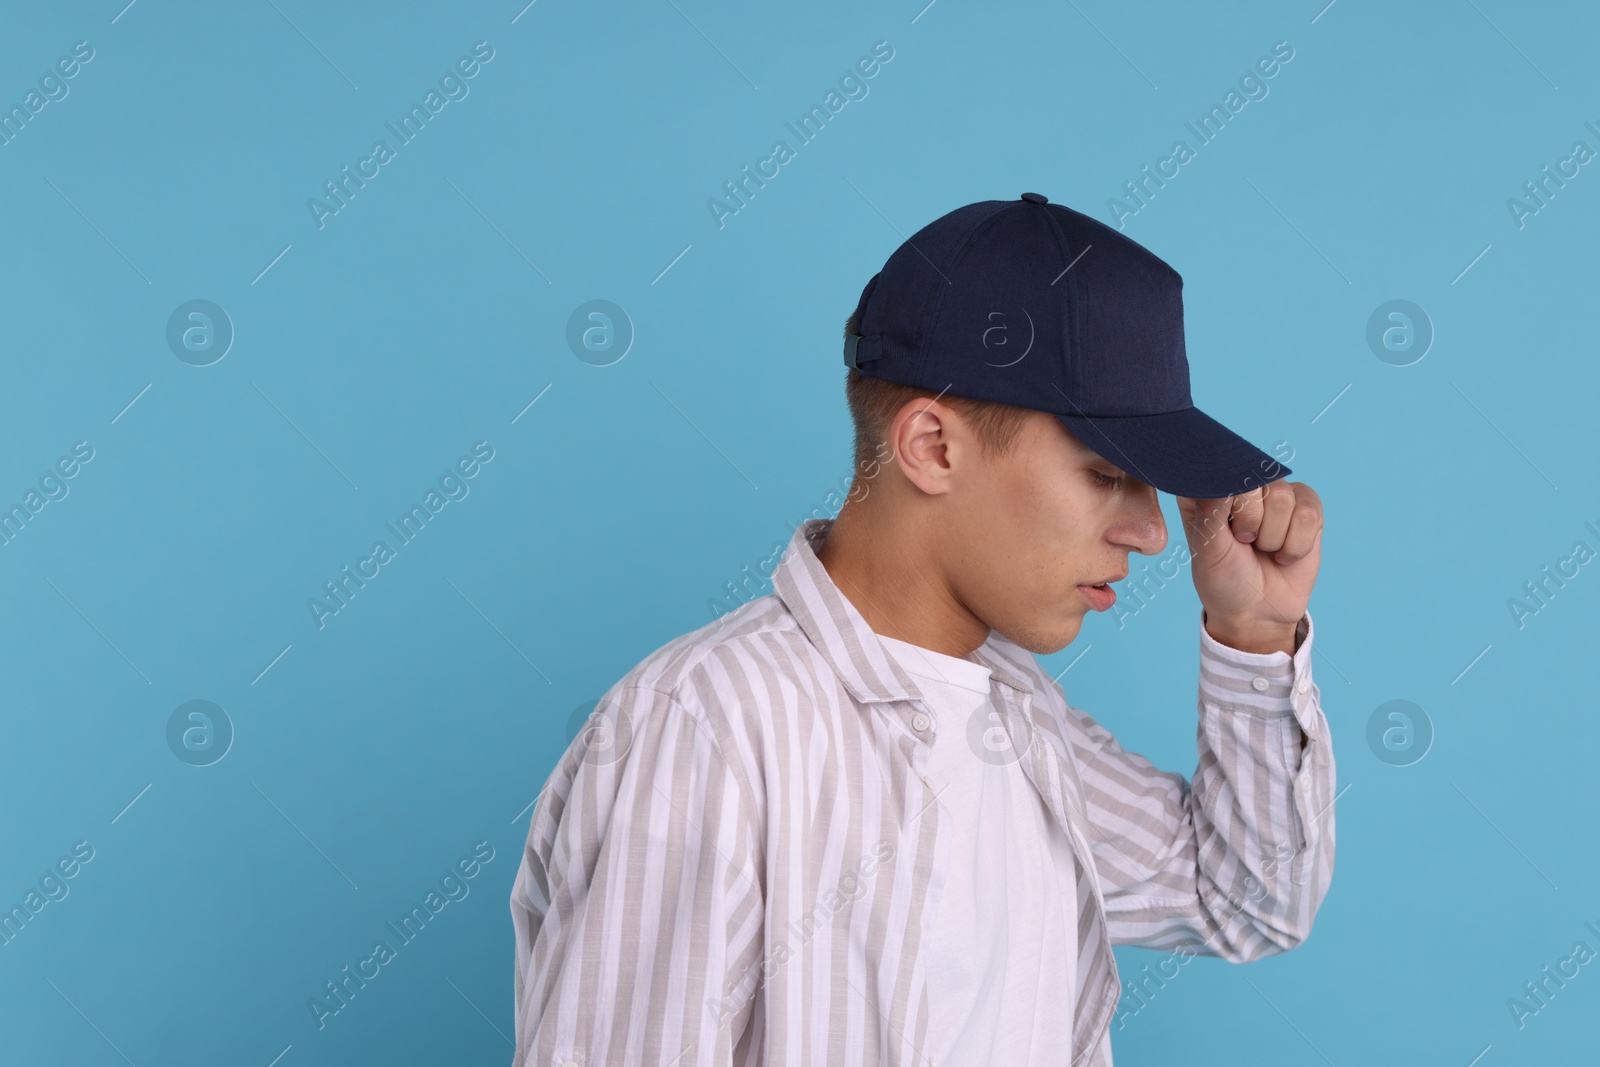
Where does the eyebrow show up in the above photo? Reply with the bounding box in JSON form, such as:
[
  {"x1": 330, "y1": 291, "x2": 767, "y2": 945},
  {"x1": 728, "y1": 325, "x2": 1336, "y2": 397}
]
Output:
[{"x1": 1087, "y1": 457, "x2": 1127, "y2": 476}]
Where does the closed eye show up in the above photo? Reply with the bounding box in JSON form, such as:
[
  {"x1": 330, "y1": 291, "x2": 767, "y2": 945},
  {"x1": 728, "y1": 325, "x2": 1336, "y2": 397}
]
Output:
[{"x1": 1090, "y1": 470, "x2": 1125, "y2": 489}]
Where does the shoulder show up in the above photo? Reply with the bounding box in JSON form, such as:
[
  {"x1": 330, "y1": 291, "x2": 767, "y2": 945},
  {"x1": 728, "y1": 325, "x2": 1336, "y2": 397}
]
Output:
[
  {"x1": 592, "y1": 593, "x2": 823, "y2": 766},
  {"x1": 617, "y1": 593, "x2": 801, "y2": 702},
  {"x1": 523, "y1": 605, "x2": 795, "y2": 900}
]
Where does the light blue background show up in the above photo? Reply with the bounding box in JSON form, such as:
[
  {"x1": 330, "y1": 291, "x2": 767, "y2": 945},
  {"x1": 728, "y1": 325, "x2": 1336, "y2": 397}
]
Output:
[{"x1": 2, "y1": 0, "x2": 1596, "y2": 1064}]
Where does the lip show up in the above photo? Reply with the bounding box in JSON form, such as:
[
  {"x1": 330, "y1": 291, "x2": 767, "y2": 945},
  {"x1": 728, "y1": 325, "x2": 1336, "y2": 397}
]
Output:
[{"x1": 1078, "y1": 583, "x2": 1116, "y2": 612}]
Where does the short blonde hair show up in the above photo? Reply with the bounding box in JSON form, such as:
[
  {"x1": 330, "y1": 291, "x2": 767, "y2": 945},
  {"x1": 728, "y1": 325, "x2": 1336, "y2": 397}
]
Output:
[{"x1": 843, "y1": 311, "x2": 1033, "y2": 470}]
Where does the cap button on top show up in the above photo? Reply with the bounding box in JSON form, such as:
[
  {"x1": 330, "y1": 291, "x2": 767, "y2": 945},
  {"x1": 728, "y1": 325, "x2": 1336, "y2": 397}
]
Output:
[{"x1": 1020, "y1": 192, "x2": 1048, "y2": 204}]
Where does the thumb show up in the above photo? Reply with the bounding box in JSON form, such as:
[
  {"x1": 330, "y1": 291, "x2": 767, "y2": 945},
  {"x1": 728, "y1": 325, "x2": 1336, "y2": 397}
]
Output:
[{"x1": 1175, "y1": 495, "x2": 1238, "y2": 563}]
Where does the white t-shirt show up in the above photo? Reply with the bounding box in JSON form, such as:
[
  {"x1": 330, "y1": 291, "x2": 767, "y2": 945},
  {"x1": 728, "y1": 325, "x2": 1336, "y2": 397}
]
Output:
[{"x1": 876, "y1": 633, "x2": 1081, "y2": 1067}]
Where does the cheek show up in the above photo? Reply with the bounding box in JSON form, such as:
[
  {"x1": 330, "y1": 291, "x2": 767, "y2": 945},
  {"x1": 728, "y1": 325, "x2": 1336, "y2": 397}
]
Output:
[
  {"x1": 970, "y1": 456, "x2": 1084, "y2": 570},
  {"x1": 1010, "y1": 510, "x2": 1084, "y2": 592},
  {"x1": 1022, "y1": 479, "x2": 1086, "y2": 548}
]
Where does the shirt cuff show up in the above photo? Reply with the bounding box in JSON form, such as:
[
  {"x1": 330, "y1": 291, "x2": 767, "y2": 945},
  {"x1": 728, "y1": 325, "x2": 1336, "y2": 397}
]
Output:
[{"x1": 1198, "y1": 609, "x2": 1323, "y2": 743}]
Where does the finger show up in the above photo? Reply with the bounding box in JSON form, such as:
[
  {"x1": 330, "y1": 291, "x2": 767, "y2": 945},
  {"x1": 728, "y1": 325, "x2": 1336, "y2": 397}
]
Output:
[
  {"x1": 1177, "y1": 495, "x2": 1235, "y2": 559},
  {"x1": 1225, "y1": 486, "x2": 1266, "y2": 543},
  {"x1": 1252, "y1": 481, "x2": 1299, "y2": 554},
  {"x1": 1271, "y1": 484, "x2": 1323, "y2": 564}
]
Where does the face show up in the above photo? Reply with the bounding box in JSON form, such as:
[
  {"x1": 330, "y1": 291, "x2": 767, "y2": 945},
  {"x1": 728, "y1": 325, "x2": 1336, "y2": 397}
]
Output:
[{"x1": 941, "y1": 409, "x2": 1168, "y2": 654}]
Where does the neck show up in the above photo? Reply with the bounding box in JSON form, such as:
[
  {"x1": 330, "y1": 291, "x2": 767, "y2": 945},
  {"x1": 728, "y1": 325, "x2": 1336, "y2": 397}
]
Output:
[{"x1": 815, "y1": 500, "x2": 990, "y2": 660}]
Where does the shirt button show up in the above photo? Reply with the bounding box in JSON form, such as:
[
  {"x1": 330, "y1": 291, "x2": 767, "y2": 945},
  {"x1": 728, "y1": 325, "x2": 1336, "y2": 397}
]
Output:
[
  {"x1": 912, "y1": 713, "x2": 931, "y2": 732},
  {"x1": 1251, "y1": 676, "x2": 1269, "y2": 692},
  {"x1": 1297, "y1": 677, "x2": 1309, "y2": 693}
]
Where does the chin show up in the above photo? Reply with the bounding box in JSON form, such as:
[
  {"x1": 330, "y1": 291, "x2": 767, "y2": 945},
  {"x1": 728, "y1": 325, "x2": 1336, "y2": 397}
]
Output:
[
  {"x1": 1047, "y1": 625, "x2": 1085, "y2": 655},
  {"x1": 1004, "y1": 617, "x2": 1083, "y2": 656}
]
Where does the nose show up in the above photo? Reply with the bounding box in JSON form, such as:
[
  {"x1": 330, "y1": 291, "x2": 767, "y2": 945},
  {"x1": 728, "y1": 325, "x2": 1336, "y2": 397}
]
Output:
[{"x1": 1114, "y1": 486, "x2": 1168, "y2": 556}]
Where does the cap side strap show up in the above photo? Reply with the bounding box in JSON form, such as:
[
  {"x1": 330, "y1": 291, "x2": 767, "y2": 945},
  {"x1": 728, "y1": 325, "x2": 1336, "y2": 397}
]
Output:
[{"x1": 843, "y1": 334, "x2": 881, "y2": 369}]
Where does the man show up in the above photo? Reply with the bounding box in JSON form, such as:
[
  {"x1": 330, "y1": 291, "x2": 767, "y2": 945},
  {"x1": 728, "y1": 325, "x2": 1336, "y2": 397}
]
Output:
[{"x1": 510, "y1": 193, "x2": 1335, "y2": 1066}]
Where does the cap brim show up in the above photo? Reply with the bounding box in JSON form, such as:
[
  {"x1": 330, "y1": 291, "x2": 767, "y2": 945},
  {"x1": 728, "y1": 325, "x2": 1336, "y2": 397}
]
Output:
[{"x1": 1054, "y1": 406, "x2": 1291, "y2": 499}]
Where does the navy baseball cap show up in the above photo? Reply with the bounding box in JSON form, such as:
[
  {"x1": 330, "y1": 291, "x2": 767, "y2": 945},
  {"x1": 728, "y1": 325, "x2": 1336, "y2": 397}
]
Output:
[{"x1": 843, "y1": 192, "x2": 1290, "y2": 500}]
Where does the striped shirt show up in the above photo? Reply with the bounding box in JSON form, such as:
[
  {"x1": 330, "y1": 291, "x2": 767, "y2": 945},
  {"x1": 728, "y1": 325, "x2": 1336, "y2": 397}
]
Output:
[{"x1": 510, "y1": 517, "x2": 1336, "y2": 1067}]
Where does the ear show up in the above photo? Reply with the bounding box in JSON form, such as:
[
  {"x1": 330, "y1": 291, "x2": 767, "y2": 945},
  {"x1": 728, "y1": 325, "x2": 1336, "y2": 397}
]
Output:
[{"x1": 888, "y1": 396, "x2": 961, "y2": 497}]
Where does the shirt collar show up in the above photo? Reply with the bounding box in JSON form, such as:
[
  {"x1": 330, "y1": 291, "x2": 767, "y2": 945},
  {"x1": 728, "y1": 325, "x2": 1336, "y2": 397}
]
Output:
[{"x1": 770, "y1": 518, "x2": 1038, "y2": 704}]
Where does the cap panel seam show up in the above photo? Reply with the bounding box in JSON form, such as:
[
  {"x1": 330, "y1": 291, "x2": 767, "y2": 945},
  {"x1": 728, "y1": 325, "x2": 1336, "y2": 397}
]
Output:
[
  {"x1": 1038, "y1": 205, "x2": 1082, "y2": 413},
  {"x1": 915, "y1": 200, "x2": 1015, "y2": 384}
]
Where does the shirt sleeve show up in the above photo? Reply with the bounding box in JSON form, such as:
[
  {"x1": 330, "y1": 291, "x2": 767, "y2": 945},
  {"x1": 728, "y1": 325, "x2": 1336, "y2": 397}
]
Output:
[
  {"x1": 510, "y1": 684, "x2": 766, "y2": 1066},
  {"x1": 1060, "y1": 608, "x2": 1336, "y2": 962}
]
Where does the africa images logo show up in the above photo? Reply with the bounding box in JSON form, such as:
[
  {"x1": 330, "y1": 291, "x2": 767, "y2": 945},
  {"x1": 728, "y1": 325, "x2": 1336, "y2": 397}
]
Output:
[
  {"x1": 980, "y1": 306, "x2": 1035, "y2": 367},
  {"x1": 1107, "y1": 39, "x2": 1296, "y2": 229},
  {"x1": 706, "y1": 40, "x2": 895, "y2": 230},
  {"x1": 307, "y1": 441, "x2": 495, "y2": 630},
  {"x1": 307, "y1": 42, "x2": 496, "y2": 230}
]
